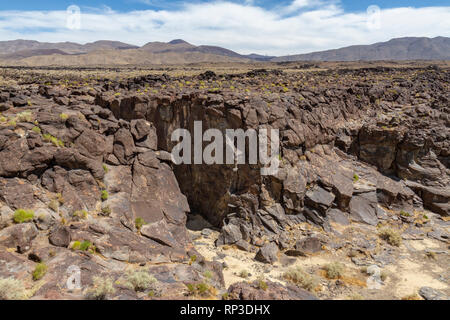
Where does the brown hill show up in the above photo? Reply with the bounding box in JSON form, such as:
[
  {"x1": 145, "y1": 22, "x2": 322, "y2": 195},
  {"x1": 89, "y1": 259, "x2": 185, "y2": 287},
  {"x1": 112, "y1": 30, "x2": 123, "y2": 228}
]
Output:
[
  {"x1": 0, "y1": 37, "x2": 448, "y2": 66},
  {"x1": 273, "y1": 37, "x2": 450, "y2": 62}
]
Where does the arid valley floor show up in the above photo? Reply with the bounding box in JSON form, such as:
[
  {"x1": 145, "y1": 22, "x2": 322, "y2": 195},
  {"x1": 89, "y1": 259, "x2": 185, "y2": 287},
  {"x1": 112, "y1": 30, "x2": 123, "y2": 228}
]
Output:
[{"x1": 0, "y1": 61, "x2": 448, "y2": 300}]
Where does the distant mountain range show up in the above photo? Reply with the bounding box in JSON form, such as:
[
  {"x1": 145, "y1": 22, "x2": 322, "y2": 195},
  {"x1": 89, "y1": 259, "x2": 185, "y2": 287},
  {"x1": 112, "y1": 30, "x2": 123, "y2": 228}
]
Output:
[
  {"x1": 0, "y1": 37, "x2": 448, "y2": 66},
  {"x1": 274, "y1": 37, "x2": 450, "y2": 62}
]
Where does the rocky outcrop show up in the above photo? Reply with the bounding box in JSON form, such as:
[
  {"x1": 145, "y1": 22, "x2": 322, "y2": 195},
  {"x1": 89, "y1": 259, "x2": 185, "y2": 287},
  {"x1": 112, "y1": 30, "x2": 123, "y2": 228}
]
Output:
[{"x1": 0, "y1": 65, "x2": 448, "y2": 299}]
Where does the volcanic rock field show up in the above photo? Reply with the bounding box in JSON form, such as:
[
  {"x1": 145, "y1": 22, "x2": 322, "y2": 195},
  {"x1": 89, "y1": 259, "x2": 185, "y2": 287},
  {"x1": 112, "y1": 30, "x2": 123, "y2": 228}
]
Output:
[{"x1": 0, "y1": 64, "x2": 448, "y2": 300}]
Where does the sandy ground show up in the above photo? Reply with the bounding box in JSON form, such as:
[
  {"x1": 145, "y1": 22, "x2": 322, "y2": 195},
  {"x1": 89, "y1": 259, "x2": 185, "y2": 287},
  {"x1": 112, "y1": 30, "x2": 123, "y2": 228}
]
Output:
[{"x1": 188, "y1": 214, "x2": 449, "y2": 300}]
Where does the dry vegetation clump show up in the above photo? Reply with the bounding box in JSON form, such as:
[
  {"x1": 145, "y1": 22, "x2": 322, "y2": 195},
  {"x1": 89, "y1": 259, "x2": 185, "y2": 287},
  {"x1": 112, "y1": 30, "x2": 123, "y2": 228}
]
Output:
[
  {"x1": 125, "y1": 270, "x2": 157, "y2": 292},
  {"x1": 283, "y1": 267, "x2": 319, "y2": 291},
  {"x1": 0, "y1": 277, "x2": 28, "y2": 300},
  {"x1": 378, "y1": 228, "x2": 402, "y2": 246},
  {"x1": 323, "y1": 262, "x2": 345, "y2": 279},
  {"x1": 185, "y1": 282, "x2": 217, "y2": 297},
  {"x1": 85, "y1": 276, "x2": 115, "y2": 300}
]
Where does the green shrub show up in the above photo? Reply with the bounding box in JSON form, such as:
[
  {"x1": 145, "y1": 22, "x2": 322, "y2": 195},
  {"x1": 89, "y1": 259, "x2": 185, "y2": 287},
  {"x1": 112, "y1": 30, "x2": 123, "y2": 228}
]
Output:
[
  {"x1": 323, "y1": 262, "x2": 345, "y2": 279},
  {"x1": 400, "y1": 210, "x2": 411, "y2": 217},
  {"x1": 284, "y1": 267, "x2": 319, "y2": 291},
  {"x1": 102, "y1": 164, "x2": 109, "y2": 173},
  {"x1": 71, "y1": 241, "x2": 81, "y2": 250},
  {"x1": 186, "y1": 283, "x2": 195, "y2": 294},
  {"x1": 42, "y1": 133, "x2": 64, "y2": 147},
  {"x1": 101, "y1": 190, "x2": 109, "y2": 201},
  {"x1": 79, "y1": 240, "x2": 93, "y2": 251},
  {"x1": 85, "y1": 276, "x2": 115, "y2": 300},
  {"x1": 31, "y1": 126, "x2": 41, "y2": 134},
  {"x1": 0, "y1": 277, "x2": 28, "y2": 300},
  {"x1": 32, "y1": 263, "x2": 47, "y2": 281},
  {"x1": 203, "y1": 270, "x2": 213, "y2": 280},
  {"x1": 13, "y1": 209, "x2": 34, "y2": 223},
  {"x1": 379, "y1": 228, "x2": 402, "y2": 246},
  {"x1": 73, "y1": 210, "x2": 88, "y2": 220},
  {"x1": 353, "y1": 174, "x2": 360, "y2": 182},
  {"x1": 197, "y1": 282, "x2": 209, "y2": 294},
  {"x1": 135, "y1": 217, "x2": 146, "y2": 230},
  {"x1": 126, "y1": 270, "x2": 157, "y2": 292},
  {"x1": 185, "y1": 282, "x2": 212, "y2": 297},
  {"x1": 59, "y1": 113, "x2": 69, "y2": 121},
  {"x1": 101, "y1": 206, "x2": 111, "y2": 216},
  {"x1": 257, "y1": 277, "x2": 268, "y2": 291}
]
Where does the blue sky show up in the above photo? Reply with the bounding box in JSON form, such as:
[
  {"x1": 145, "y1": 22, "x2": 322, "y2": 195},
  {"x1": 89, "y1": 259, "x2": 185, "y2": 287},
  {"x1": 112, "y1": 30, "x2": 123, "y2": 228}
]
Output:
[
  {"x1": 0, "y1": 1, "x2": 449, "y2": 55},
  {"x1": 1, "y1": 0, "x2": 449, "y2": 12}
]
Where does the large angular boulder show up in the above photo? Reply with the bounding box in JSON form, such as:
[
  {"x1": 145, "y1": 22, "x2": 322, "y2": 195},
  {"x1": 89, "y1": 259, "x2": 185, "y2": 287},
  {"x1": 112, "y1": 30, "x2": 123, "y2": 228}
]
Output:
[{"x1": 349, "y1": 191, "x2": 379, "y2": 226}]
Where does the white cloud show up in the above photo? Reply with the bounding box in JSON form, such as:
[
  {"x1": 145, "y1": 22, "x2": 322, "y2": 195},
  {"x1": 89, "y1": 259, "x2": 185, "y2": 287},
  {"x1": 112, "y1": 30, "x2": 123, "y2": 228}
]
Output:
[{"x1": 0, "y1": 1, "x2": 448, "y2": 56}]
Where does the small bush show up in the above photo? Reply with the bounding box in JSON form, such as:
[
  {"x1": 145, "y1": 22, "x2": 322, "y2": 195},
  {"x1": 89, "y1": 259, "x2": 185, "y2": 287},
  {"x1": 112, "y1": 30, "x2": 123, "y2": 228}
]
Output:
[
  {"x1": 13, "y1": 209, "x2": 34, "y2": 223},
  {"x1": 185, "y1": 282, "x2": 213, "y2": 297},
  {"x1": 379, "y1": 228, "x2": 402, "y2": 246},
  {"x1": 400, "y1": 210, "x2": 411, "y2": 217},
  {"x1": 186, "y1": 283, "x2": 195, "y2": 294},
  {"x1": 32, "y1": 263, "x2": 47, "y2": 281},
  {"x1": 257, "y1": 277, "x2": 268, "y2": 291},
  {"x1": 101, "y1": 206, "x2": 111, "y2": 216},
  {"x1": 323, "y1": 262, "x2": 345, "y2": 279},
  {"x1": 126, "y1": 270, "x2": 157, "y2": 292},
  {"x1": 71, "y1": 241, "x2": 81, "y2": 250},
  {"x1": 57, "y1": 193, "x2": 65, "y2": 205},
  {"x1": 72, "y1": 210, "x2": 88, "y2": 220},
  {"x1": 85, "y1": 276, "x2": 115, "y2": 300},
  {"x1": 199, "y1": 282, "x2": 212, "y2": 293},
  {"x1": 79, "y1": 240, "x2": 93, "y2": 251},
  {"x1": 203, "y1": 270, "x2": 213, "y2": 280},
  {"x1": 31, "y1": 126, "x2": 41, "y2": 134},
  {"x1": 17, "y1": 111, "x2": 33, "y2": 123},
  {"x1": 102, "y1": 164, "x2": 109, "y2": 173},
  {"x1": 239, "y1": 270, "x2": 249, "y2": 279},
  {"x1": 353, "y1": 174, "x2": 360, "y2": 182},
  {"x1": 284, "y1": 267, "x2": 319, "y2": 291},
  {"x1": 42, "y1": 133, "x2": 64, "y2": 147},
  {"x1": 0, "y1": 277, "x2": 28, "y2": 300},
  {"x1": 101, "y1": 190, "x2": 109, "y2": 201},
  {"x1": 59, "y1": 113, "x2": 69, "y2": 121},
  {"x1": 135, "y1": 217, "x2": 146, "y2": 230},
  {"x1": 48, "y1": 199, "x2": 59, "y2": 212}
]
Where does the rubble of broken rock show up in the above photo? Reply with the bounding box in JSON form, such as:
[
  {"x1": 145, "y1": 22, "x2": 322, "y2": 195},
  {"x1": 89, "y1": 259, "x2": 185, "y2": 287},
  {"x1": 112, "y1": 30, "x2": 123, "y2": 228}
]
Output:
[{"x1": 0, "y1": 65, "x2": 448, "y2": 300}]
